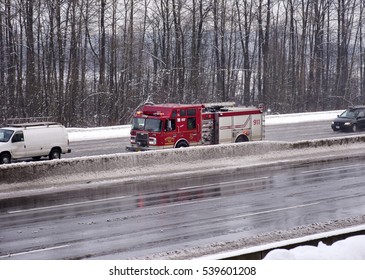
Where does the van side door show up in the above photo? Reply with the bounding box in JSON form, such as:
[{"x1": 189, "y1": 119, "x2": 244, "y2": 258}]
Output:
[{"x1": 11, "y1": 131, "x2": 27, "y2": 158}]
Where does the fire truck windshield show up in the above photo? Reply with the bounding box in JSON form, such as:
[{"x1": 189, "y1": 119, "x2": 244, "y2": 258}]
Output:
[{"x1": 132, "y1": 117, "x2": 162, "y2": 132}]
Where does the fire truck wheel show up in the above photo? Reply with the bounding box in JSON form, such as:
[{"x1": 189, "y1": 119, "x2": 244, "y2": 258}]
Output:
[
  {"x1": 175, "y1": 141, "x2": 189, "y2": 148},
  {"x1": 235, "y1": 135, "x2": 249, "y2": 143}
]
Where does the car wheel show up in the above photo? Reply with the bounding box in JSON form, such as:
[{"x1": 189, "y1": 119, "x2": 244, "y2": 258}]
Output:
[
  {"x1": 352, "y1": 124, "x2": 358, "y2": 132},
  {"x1": 49, "y1": 148, "x2": 61, "y2": 160},
  {"x1": 0, "y1": 153, "x2": 11, "y2": 164}
]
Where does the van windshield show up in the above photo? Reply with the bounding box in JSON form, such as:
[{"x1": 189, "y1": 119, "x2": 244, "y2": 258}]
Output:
[{"x1": 0, "y1": 129, "x2": 14, "y2": 142}]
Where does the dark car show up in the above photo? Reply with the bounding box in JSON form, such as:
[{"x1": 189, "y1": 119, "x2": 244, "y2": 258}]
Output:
[{"x1": 331, "y1": 106, "x2": 365, "y2": 132}]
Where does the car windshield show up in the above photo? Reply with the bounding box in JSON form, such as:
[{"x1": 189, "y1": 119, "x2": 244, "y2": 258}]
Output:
[
  {"x1": 0, "y1": 129, "x2": 14, "y2": 142},
  {"x1": 132, "y1": 118, "x2": 162, "y2": 132},
  {"x1": 339, "y1": 109, "x2": 357, "y2": 119}
]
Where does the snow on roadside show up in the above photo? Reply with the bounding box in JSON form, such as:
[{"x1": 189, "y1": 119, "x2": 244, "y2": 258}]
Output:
[
  {"x1": 67, "y1": 125, "x2": 131, "y2": 142},
  {"x1": 265, "y1": 110, "x2": 343, "y2": 125},
  {"x1": 264, "y1": 235, "x2": 365, "y2": 260}
]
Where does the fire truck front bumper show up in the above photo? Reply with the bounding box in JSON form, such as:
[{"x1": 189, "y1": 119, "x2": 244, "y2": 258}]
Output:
[
  {"x1": 126, "y1": 146, "x2": 151, "y2": 152},
  {"x1": 126, "y1": 145, "x2": 162, "y2": 152}
]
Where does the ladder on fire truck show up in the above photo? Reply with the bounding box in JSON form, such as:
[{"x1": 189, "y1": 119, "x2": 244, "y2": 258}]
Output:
[{"x1": 203, "y1": 102, "x2": 235, "y2": 110}]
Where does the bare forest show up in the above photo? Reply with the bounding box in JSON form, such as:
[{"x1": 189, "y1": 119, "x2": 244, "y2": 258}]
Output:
[{"x1": 0, "y1": 0, "x2": 364, "y2": 126}]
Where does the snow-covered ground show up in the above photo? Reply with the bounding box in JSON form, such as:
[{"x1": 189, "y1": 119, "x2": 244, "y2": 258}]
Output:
[
  {"x1": 264, "y1": 235, "x2": 365, "y2": 260},
  {"x1": 65, "y1": 109, "x2": 362, "y2": 260}
]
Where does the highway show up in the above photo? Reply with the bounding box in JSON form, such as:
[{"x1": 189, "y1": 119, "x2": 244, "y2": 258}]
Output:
[
  {"x1": 2, "y1": 119, "x2": 365, "y2": 259},
  {"x1": 1, "y1": 157, "x2": 365, "y2": 259},
  {"x1": 64, "y1": 120, "x2": 365, "y2": 159}
]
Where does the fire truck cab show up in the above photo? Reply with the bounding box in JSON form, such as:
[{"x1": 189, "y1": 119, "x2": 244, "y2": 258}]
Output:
[{"x1": 126, "y1": 102, "x2": 264, "y2": 151}]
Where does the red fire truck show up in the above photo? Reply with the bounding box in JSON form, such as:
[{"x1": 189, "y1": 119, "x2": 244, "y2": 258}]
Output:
[{"x1": 126, "y1": 102, "x2": 264, "y2": 151}]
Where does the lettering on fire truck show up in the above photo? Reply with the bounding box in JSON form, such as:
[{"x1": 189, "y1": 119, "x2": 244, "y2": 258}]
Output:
[{"x1": 126, "y1": 102, "x2": 264, "y2": 151}]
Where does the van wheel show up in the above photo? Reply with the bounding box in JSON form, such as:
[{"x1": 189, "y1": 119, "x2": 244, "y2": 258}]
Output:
[
  {"x1": 49, "y1": 148, "x2": 61, "y2": 160},
  {"x1": 0, "y1": 153, "x2": 11, "y2": 164}
]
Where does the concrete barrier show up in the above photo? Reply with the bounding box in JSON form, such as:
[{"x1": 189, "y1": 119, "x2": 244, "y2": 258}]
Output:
[
  {"x1": 1, "y1": 135, "x2": 364, "y2": 188},
  {"x1": 0, "y1": 141, "x2": 289, "y2": 185},
  {"x1": 291, "y1": 135, "x2": 365, "y2": 148}
]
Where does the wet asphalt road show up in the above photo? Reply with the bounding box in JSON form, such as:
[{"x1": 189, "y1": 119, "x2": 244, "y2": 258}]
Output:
[{"x1": 1, "y1": 157, "x2": 365, "y2": 259}]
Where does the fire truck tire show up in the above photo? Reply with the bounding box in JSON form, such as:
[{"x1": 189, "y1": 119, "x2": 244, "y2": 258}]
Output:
[
  {"x1": 235, "y1": 135, "x2": 249, "y2": 143},
  {"x1": 175, "y1": 141, "x2": 189, "y2": 148}
]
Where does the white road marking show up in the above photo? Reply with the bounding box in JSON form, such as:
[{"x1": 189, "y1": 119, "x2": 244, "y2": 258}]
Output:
[
  {"x1": 146, "y1": 197, "x2": 222, "y2": 210},
  {"x1": 301, "y1": 163, "x2": 365, "y2": 175},
  {"x1": 7, "y1": 195, "x2": 130, "y2": 214},
  {"x1": 178, "y1": 177, "x2": 269, "y2": 191},
  {"x1": 233, "y1": 202, "x2": 321, "y2": 219},
  {"x1": 0, "y1": 245, "x2": 69, "y2": 259}
]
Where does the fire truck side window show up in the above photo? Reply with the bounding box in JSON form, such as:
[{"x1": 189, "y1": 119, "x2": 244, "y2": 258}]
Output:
[
  {"x1": 187, "y1": 118, "x2": 196, "y2": 130},
  {"x1": 180, "y1": 109, "x2": 186, "y2": 116},
  {"x1": 187, "y1": 109, "x2": 196, "y2": 116}
]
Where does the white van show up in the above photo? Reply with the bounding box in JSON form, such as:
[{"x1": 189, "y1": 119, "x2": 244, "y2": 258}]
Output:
[{"x1": 0, "y1": 122, "x2": 71, "y2": 164}]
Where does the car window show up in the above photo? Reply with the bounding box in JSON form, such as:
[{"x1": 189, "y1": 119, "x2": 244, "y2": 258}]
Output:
[
  {"x1": 12, "y1": 132, "x2": 24, "y2": 143},
  {"x1": 340, "y1": 110, "x2": 356, "y2": 118}
]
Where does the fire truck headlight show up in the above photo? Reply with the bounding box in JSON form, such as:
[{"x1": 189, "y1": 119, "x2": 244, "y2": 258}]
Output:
[
  {"x1": 131, "y1": 136, "x2": 136, "y2": 143},
  {"x1": 149, "y1": 137, "x2": 157, "y2": 145}
]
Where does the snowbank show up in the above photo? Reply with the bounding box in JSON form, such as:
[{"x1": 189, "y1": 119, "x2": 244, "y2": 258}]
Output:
[
  {"x1": 264, "y1": 235, "x2": 365, "y2": 260},
  {"x1": 195, "y1": 222, "x2": 365, "y2": 260},
  {"x1": 266, "y1": 110, "x2": 343, "y2": 125},
  {"x1": 67, "y1": 125, "x2": 130, "y2": 142}
]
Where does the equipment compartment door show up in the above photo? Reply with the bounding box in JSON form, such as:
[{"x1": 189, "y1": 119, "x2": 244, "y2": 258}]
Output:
[
  {"x1": 232, "y1": 115, "x2": 251, "y2": 141},
  {"x1": 251, "y1": 114, "x2": 263, "y2": 140},
  {"x1": 218, "y1": 116, "x2": 233, "y2": 144}
]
